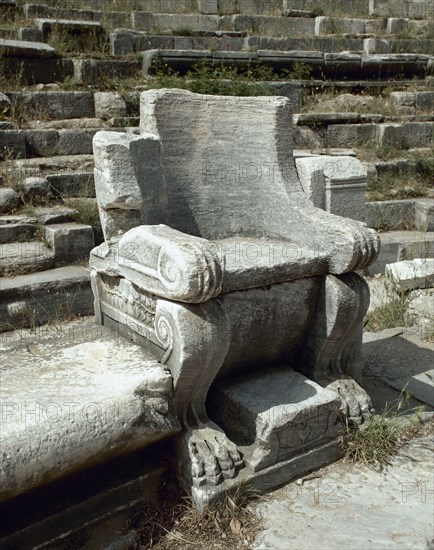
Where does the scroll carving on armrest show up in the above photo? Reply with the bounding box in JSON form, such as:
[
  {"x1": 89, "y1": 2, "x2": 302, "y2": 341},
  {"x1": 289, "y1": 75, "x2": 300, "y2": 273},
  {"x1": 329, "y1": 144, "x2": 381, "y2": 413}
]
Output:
[{"x1": 116, "y1": 225, "x2": 224, "y2": 303}]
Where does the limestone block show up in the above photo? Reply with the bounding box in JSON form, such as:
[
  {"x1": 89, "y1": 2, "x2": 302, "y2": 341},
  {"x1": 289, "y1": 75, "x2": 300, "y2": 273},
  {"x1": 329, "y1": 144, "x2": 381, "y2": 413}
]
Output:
[
  {"x1": 327, "y1": 124, "x2": 376, "y2": 148},
  {"x1": 0, "y1": 188, "x2": 20, "y2": 214},
  {"x1": 390, "y1": 91, "x2": 416, "y2": 109},
  {"x1": 416, "y1": 91, "x2": 434, "y2": 111},
  {"x1": 406, "y1": 289, "x2": 434, "y2": 339},
  {"x1": 364, "y1": 38, "x2": 389, "y2": 54},
  {"x1": 324, "y1": 53, "x2": 361, "y2": 75},
  {"x1": 415, "y1": 199, "x2": 434, "y2": 231},
  {"x1": 110, "y1": 30, "x2": 135, "y2": 56},
  {"x1": 0, "y1": 339, "x2": 180, "y2": 501},
  {"x1": 293, "y1": 126, "x2": 325, "y2": 150},
  {"x1": 366, "y1": 231, "x2": 434, "y2": 275},
  {"x1": 365, "y1": 18, "x2": 385, "y2": 34},
  {"x1": 22, "y1": 177, "x2": 50, "y2": 201},
  {"x1": 7, "y1": 91, "x2": 95, "y2": 121},
  {"x1": 94, "y1": 92, "x2": 127, "y2": 120},
  {"x1": 296, "y1": 156, "x2": 367, "y2": 222},
  {"x1": 0, "y1": 130, "x2": 26, "y2": 159},
  {"x1": 154, "y1": 13, "x2": 221, "y2": 33},
  {"x1": 0, "y1": 38, "x2": 55, "y2": 57},
  {"x1": 402, "y1": 122, "x2": 432, "y2": 148},
  {"x1": 43, "y1": 223, "x2": 95, "y2": 265},
  {"x1": 386, "y1": 17, "x2": 409, "y2": 34},
  {"x1": 365, "y1": 200, "x2": 415, "y2": 231},
  {"x1": 385, "y1": 258, "x2": 434, "y2": 291},
  {"x1": 376, "y1": 123, "x2": 403, "y2": 148},
  {"x1": 131, "y1": 11, "x2": 156, "y2": 32},
  {"x1": 35, "y1": 18, "x2": 102, "y2": 34},
  {"x1": 198, "y1": 0, "x2": 218, "y2": 14},
  {"x1": 18, "y1": 27, "x2": 44, "y2": 42}
]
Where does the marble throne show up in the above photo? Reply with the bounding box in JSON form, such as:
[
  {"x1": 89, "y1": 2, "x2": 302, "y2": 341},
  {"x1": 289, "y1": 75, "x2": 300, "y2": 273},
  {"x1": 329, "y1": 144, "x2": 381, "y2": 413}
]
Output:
[{"x1": 90, "y1": 89, "x2": 380, "y2": 507}]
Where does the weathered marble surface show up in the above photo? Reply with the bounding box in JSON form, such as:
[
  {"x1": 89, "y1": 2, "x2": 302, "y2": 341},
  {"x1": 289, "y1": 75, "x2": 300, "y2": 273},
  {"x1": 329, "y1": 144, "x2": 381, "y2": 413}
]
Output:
[{"x1": 0, "y1": 334, "x2": 180, "y2": 501}]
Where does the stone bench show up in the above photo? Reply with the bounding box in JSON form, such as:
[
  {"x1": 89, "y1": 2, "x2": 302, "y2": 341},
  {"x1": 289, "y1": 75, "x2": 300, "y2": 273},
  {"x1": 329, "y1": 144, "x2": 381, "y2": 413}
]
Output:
[{"x1": 0, "y1": 331, "x2": 180, "y2": 501}]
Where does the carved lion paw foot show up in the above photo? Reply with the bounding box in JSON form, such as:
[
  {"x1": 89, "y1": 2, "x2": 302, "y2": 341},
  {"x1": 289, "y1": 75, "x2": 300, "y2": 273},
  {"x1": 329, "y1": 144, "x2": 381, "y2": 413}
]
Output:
[
  {"x1": 326, "y1": 378, "x2": 374, "y2": 426},
  {"x1": 183, "y1": 423, "x2": 244, "y2": 488}
]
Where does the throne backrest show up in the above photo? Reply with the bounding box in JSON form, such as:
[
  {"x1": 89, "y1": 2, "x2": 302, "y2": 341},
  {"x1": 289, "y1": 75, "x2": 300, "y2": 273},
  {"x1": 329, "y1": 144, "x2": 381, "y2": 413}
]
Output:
[{"x1": 140, "y1": 89, "x2": 304, "y2": 240}]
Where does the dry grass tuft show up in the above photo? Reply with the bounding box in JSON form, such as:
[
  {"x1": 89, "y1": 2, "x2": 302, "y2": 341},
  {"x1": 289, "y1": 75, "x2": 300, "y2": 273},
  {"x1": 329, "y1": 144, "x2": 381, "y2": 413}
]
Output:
[{"x1": 127, "y1": 475, "x2": 261, "y2": 549}]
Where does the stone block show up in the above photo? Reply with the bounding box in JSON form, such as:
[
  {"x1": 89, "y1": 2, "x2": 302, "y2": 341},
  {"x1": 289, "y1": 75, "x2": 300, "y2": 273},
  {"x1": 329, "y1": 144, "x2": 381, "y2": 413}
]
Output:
[
  {"x1": 386, "y1": 17, "x2": 409, "y2": 34},
  {"x1": 35, "y1": 18, "x2": 102, "y2": 35},
  {"x1": 297, "y1": 155, "x2": 367, "y2": 222},
  {"x1": 43, "y1": 223, "x2": 95, "y2": 265},
  {"x1": 18, "y1": 27, "x2": 44, "y2": 42},
  {"x1": 0, "y1": 188, "x2": 20, "y2": 214},
  {"x1": 365, "y1": 200, "x2": 415, "y2": 231},
  {"x1": 376, "y1": 123, "x2": 403, "y2": 148},
  {"x1": 154, "y1": 13, "x2": 221, "y2": 33},
  {"x1": 22, "y1": 177, "x2": 50, "y2": 201},
  {"x1": 47, "y1": 172, "x2": 95, "y2": 198},
  {"x1": 402, "y1": 122, "x2": 433, "y2": 148},
  {"x1": 365, "y1": 18, "x2": 385, "y2": 34},
  {"x1": 327, "y1": 124, "x2": 376, "y2": 148},
  {"x1": 131, "y1": 11, "x2": 156, "y2": 32},
  {"x1": 0, "y1": 38, "x2": 55, "y2": 57},
  {"x1": 367, "y1": 231, "x2": 434, "y2": 275},
  {"x1": 94, "y1": 92, "x2": 127, "y2": 119},
  {"x1": 415, "y1": 198, "x2": 434, "y2": 231},
  {"x1": 390, "y1": 91, "x2": 416, "y2": 109},
  {"x1": 324, "y1": 53, "x2": 361, "y2": 76},
  {"x1": 198, "y1": 0, "x2": 218, "y2": 14},
  {"x1": 386, "y1": 258, "x2": 434, "y2": 291},
  {"x1": 0, "y1": 130, "x2": 26, "y2": 159},
  {"x1": 7, "y1": 91, "x2": 95, "y2": 120},
  {"x1": 364, "y1": 38, "x2": 390, "y2": 54},
  {"x1": 0, "y1": 337, "x2": 179, "y2": 501},
  {"x1": 416, "y1": 91, "x2": 434, "y2": 111},
  {"x1": 110, "y1": 30, "x2": 135, "y2": 56}
]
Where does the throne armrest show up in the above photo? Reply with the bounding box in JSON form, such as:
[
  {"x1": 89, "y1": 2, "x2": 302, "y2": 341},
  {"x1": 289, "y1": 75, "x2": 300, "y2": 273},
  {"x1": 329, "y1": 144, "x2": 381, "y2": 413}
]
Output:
[{"x1": 115, "y1": 225, "x2": 223, "y2": 303}]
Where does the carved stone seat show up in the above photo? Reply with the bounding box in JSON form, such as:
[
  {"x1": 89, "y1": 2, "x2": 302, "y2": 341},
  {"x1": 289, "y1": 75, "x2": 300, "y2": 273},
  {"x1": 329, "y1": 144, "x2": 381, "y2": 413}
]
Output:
[{"x1": 90, "y1": 89, "x2": 380, "y2": 508}]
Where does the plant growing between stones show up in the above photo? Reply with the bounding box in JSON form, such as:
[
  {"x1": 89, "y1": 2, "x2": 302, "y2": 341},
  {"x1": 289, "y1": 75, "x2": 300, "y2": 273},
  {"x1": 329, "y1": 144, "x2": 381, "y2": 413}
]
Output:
[
  {"x1": 364, "y1": 280, "x2": 409, "y2": 331},
  {"x1": 343, "y1": 393, "x2": 427, "y2": 466}
]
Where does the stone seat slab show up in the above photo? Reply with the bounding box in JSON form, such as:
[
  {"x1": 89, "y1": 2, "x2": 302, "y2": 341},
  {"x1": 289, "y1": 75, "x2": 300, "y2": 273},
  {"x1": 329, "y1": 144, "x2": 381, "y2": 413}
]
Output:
[
  {"x1": 35, "y1": 18, "x2": 103, "y2": 33},
  {"x1": 214, "y1": 237, "x2": 330, "y2": 294},
  {"x1": 0, "y1": 334, "x2": 180, "y2": 501},
  {"x1": 0, "y1": 38, "x2": 56, "y2": 57}
]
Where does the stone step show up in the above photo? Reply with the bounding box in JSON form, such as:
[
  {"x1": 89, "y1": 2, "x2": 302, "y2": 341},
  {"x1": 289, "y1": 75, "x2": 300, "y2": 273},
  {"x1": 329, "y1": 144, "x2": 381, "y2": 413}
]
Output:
[
  {"x1": 0, "y1": 266, "x2": 93, "y2": 331},
  {"x1": 35, "y1": 17, "x2": 103, "y2": 35},
  {"x1": 0, "y1": 206, "x2": 80, "y2": 244},
  {"x1": 111, "y1": 27, "x2": 434, "y2": 56},
  {"x1": 5, "y1": 155, "x2": 95, "y2": 178},
  {"x1": 0, "y1": 240, "x2": 55, "y2": 276},
  {"x1": 0, "y1": 127, "x2": 138, "y2": 159},
  {"x1": 366, "y1": 198, "x2": 434, "y2": 232},
  {"x1": 366, "y1": 230, "x2": 434, "y2": 275},
  {"x1": 0, "y1": 38, "x2": 56, "y2": 57},
  {"x1": 47, "y1": 171, "x2": 95, "y2": 198},
  {"x1": 143, "y1": 49, "x2": 433, "y2": 80}
]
